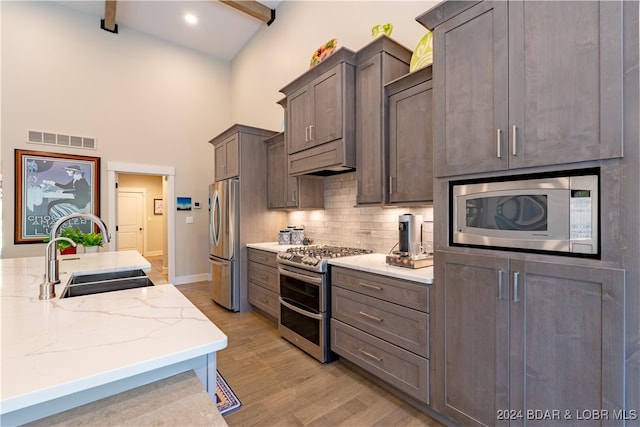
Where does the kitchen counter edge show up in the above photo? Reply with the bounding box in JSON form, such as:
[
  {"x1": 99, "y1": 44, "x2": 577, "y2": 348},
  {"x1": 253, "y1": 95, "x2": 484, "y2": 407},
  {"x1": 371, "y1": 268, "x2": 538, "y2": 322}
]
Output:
[{"x1": 246, "y1": 243, "x2": 433, "y2": 284}]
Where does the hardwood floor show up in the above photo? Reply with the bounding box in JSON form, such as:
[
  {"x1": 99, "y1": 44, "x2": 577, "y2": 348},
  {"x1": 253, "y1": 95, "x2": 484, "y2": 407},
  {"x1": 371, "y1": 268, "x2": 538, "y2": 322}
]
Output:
[
  {"x1": 177, "y1": 281, "x2": 444, "y2": 427},
  {"x1": 144, "y1": 255, "x2": 168, "y2": 285}
]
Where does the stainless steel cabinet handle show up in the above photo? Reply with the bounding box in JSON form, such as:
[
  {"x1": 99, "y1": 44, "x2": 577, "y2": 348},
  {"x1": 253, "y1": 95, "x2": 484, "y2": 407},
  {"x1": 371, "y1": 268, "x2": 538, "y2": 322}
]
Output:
[
  {"x1": 358, "y1": 348, "x2": 383, "y2": 362},
  {"x1": 279, "y1": 297, "x2": 323, "y2": 320},
  {"x1": 359, "y1": 311, "x2": 383, "y2": 322},
  {"x1": 496, "y1": 128, "x2": 502, "y2": 158},
  {"x1": 389, "y1": 176, "x2": 394, "y2": 195},
  {"x1": 304, "y1": 126, "x2": 309, "y2": 142},
  {"x1": 278, "y1": 267, "x2": 323, "y2": 285},
  {"x1": 513, "y1": 271, "x2": 520, "y2": 303},
  {"x1": 512, "y1": 125, "x2": 517, "y2": 156},
  {"x1": 498, "y1": 270, "x2": 504, "y2": 300},
  {"x1": 309, "y1": 125, "x2": 314, "y2": 141},
  {"x1": 359, "y1": 282, "x2": 382, "y2": 291}
]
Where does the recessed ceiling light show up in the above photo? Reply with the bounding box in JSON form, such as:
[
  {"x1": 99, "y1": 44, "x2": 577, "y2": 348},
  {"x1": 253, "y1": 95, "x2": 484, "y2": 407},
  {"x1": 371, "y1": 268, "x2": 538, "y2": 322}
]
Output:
[{"x1": 184, "y1": 13, "x2": 198, "y2": 25}]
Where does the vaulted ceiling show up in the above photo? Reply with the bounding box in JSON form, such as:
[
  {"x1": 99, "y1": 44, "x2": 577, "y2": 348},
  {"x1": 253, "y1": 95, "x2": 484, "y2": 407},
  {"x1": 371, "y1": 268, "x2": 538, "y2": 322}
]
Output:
[{"x1": 56, "y1": 0, "x2": 281, "y2": 61}]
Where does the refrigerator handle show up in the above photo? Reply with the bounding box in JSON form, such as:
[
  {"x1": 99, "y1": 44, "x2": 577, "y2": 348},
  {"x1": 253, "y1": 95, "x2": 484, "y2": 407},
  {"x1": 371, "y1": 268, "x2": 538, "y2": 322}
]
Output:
[
  {"x1": 228, "y1": 179, "x2": 239, "y2": 260},
  {"x1": 212, "y1": 190, "x2": 221, "y2": 247},
  {"x1": 209, "y1": 197, "x2": 214, "y2": 245}
]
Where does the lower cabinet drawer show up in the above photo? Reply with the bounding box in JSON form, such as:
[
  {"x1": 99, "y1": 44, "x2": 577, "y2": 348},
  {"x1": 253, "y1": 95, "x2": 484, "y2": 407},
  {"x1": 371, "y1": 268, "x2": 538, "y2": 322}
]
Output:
[
  {"x1": 333, "y1": 286, "x2": 428, "y2": 357},
  {"x1": 331, "y1": 318, "x2": 429, "y2": 404},
  {"x1": 248, "y1": 262, "x2": 279, "y2": 293},
  {"x1": 332, "y1": 267, "x2": 429, "y2": 312},
  {"x1": 248, "y1": 283, "x2": 279, "y2": 319},
  {"x1": 248, "y1": 248, "x2": 278, "y2": 268}
]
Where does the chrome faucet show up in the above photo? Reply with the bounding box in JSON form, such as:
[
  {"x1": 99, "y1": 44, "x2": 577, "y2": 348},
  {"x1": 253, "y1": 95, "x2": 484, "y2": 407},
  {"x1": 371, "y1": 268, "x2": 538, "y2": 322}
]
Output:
[
  {"x1": 46, "y1": 213, "x2": 112, "y2": 285},
  {"x1": 40, "y1": 237, "x2": 76, "y2": 300}
]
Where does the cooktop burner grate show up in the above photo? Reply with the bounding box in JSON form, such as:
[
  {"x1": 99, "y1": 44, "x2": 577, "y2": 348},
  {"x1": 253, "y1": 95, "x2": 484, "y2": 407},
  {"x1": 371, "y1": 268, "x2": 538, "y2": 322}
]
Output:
[
  {"x1": 284, "y1": 245, "x2": 372, "y2": 257},
  {"x1": 277, "y1": 245, "x2": 373, "y2": 272}
]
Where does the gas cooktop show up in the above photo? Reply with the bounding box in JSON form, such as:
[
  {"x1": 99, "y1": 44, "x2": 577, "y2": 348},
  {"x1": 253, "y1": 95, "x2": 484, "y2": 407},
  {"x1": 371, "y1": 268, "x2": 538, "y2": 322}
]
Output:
[{"x1": 277, "y1": 245, "x2": 373, "y2": 272}]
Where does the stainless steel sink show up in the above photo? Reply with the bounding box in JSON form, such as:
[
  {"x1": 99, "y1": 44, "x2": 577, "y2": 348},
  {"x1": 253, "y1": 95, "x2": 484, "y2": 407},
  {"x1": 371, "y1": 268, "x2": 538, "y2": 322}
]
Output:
[{"x1": 61, "y1": 269, "x2": 154, "y2": 298}]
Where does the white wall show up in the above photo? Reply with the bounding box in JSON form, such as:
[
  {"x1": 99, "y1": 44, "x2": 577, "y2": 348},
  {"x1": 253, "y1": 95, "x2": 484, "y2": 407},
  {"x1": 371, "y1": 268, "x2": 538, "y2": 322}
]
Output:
[
  {"x1": 231, "y1": 1, "x2": 438, "y2": 130},
  {"x1": 1, "y1": 1, "x2": 230, "y2": 278}
]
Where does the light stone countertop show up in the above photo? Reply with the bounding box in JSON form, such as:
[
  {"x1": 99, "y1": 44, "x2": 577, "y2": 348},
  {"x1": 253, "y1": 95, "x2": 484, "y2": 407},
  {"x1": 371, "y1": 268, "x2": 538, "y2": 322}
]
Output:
[
  {"x1": 246, "y1": 243, "x2": 433, "y2": 285},
  {"x1": 328, "y1": 253, "x2": 433, "y2": 285},
  {"x1": 246, "y1": 242, "x2": 301, "y2": 253},
  {"x1": 0, "y1": 250, "x2": 228, "y2": 425}
]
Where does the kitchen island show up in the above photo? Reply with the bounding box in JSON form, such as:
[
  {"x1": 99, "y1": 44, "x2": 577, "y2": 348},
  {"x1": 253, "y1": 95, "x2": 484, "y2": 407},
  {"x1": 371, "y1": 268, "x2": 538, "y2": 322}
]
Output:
[{"x1": 0, "y1": 251, "x2": 228, "y2": 426}]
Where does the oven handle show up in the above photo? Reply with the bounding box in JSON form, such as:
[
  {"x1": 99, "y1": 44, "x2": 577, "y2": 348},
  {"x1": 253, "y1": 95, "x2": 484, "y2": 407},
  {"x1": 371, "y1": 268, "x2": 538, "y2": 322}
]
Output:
[
  {"x1": 278, "y1": 266, "x2": 323, "y2": 285},
  {"x1": 279, "y1": 297, "x2": 323, "y2": 320}
]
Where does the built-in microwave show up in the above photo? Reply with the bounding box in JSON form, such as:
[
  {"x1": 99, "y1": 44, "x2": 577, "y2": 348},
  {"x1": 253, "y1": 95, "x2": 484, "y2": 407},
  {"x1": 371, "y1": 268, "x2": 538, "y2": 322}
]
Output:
[{"x1": 450, "y1": 169, "x2": 599, "y2": 257}]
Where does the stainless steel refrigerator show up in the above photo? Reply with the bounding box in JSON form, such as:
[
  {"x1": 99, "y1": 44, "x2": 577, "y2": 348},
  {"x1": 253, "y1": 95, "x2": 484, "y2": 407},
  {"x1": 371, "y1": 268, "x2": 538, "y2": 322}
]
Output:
[{"x1": 209, "y1": 179, "x2": 240, "y2": 311}]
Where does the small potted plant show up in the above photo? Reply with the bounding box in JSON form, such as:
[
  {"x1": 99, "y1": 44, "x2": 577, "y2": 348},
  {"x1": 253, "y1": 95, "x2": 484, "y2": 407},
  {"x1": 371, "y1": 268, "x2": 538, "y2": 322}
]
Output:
[
  {"x1": 81, "y1": 232, "x2": 104, "y2": 253},
  {"x1": 43, "y1": 227, "x2": 84, "y2": 255}
]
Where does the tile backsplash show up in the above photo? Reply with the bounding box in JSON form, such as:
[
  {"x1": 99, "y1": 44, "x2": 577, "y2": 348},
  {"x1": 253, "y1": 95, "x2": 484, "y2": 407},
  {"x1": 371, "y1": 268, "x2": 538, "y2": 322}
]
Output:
[{"x1": 287, "y1": 172, "x2": 433, "y2": 254}]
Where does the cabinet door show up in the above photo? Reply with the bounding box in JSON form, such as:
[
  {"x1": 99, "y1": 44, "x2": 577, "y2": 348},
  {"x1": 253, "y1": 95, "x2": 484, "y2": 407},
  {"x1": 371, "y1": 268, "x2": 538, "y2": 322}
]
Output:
[
  {"x1": 433, "y1": 1, "x2": 509, "y2": 177},
  {"x1": 287, "y1": 85, "x2": 312, "y2": 155},
  {"x1": 285, "y1": 175, "x2": 299, "y2": 208},
  {"x1": 508, "y1": 1, "x2": 623, "y2": 169},
  {"x1": 214, "y1": 142, "x2": 227, "y2": 182},
  {"x1": 509, "y1": 260, "x2": 625, "y2": 425},
  {"x1": 267, "y1": 138, "x2": 286, "y2": 209},
  {"x1": 435, "y1": 250, "x2": 510, "y2": 427},
  {"x1": 214, "y1": 134, "x2": 239, "y2": 181},
  {"x1": 388, "y1": 79, "x2": 433, "y2": 204},
  {"x1": 224, "y1": 134, "x2": 239, "y2": 179},
  {"x1": 310, "y1": 65, "x2": 343, "y2": 149},
  {"x1": 356, "y1": 54, "x2": 385, "y2": 205}
]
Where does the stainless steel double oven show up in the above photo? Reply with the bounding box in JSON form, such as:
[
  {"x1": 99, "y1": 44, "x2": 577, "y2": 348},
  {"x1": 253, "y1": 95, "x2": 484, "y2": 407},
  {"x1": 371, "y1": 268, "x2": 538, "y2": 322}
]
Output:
[{"x1": 276, "y1": 246, "x2": 372, "y2": 363}]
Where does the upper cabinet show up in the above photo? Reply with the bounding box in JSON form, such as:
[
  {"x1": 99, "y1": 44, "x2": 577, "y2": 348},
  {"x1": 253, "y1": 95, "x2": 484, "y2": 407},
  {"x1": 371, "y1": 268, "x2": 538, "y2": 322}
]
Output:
[
  {"x1": 265, "y1": 132, "x2": 324, "y2": 210},
  {"x1": 209, "y1": 124, "x2": 277, "y2": 182},
  {"x1": 418, "y1": 1, "x2": 624, "y2": 177},
  {"x1": 355, "y1": 36, "x2": 412, "y2": 206},
  {"x1": 280, "y1": 48, "x2": 357, "y2": 176},
  {"x1": 213, "y1": 133, "x2": 239, "y2": 181},
  {"x1": 386, "y1": 67, "x2": 434, "y2": 205}
]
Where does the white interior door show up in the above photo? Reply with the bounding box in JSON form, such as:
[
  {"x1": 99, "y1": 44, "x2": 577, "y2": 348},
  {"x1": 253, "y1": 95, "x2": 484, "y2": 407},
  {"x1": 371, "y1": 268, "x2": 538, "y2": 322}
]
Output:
[{"x1": 117, "y1": 190, "x2": 145, "y2": 254}]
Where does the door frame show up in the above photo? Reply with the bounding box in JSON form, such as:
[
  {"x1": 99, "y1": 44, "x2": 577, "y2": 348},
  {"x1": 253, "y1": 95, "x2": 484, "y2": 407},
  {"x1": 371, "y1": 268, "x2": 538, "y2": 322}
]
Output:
[
  {"x1": 107, "y1": 162, "x2": 176, "y2": 285},
  {"x1": 117, "y1": 187, "x2": 147, "y2": 255}
]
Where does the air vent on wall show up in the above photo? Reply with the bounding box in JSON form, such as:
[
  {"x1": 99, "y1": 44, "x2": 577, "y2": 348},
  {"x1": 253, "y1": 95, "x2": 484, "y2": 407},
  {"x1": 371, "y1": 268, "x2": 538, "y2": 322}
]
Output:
[{"x1": 28, "y1": 130, "x2": 96, "y2": 150}]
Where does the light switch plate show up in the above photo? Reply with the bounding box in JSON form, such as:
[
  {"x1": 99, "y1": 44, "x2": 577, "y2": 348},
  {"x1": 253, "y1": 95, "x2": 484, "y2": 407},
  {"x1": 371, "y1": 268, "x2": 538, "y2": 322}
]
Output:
[{"x1": 186, "y1": 216, "x2": 194, "y2": 224}]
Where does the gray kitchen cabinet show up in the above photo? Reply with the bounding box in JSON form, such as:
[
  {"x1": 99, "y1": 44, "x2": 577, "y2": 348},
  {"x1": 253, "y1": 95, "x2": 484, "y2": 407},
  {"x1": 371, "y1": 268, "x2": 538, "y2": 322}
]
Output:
[
  {"x1": 208, "y1": 124, "x2": 287, "y2": 312},
  {"x1": 386, "y1": 67, "x2": 433, "y2": 205},
  {"x1": 247, "y1": 248, "x2": 280, "y2": 322},
  {"x1": 213, "y1": 133, "x2": 239, "y2": 181},
  {"x1": 331, "y1": 266, "x2": 431, "y2": 404},
  {"x1": 418, "y1": 1, "x2": 624, "y2": 177},
  {"x1": 265, "y1": 132, "x2": 323, "y2": 210},
  {"x1": 355, "y1": 36, "x2": 411, "y2": 205},
  {"x1": 434, "y1": 250, "x2": 625, "y2": 427},
  {"x1": 280, "y1": 48, "x2": 357, "y2": 175}
]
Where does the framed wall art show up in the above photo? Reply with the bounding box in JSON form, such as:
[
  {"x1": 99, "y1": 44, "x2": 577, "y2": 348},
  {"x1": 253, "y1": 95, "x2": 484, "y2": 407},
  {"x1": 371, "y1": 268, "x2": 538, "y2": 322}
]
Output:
[
  {"x1": 177, "y1": 197, "x2": 192, "y2": 211},
  {"x1": 14, "y1": 149, "x2": 101, "y2": 244},
  {"x1": 154, "y1": 198, "x2": 164, "y2": 215}
]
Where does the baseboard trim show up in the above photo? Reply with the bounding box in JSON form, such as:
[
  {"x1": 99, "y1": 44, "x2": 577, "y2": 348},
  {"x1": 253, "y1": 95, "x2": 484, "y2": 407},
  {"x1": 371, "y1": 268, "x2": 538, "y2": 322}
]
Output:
[
  {"x1": 144, "y1": 251, "x2": 163, "y2": 257},
  {"x1": 173, "y1": 273, "x2": 209, "y2": 285}
]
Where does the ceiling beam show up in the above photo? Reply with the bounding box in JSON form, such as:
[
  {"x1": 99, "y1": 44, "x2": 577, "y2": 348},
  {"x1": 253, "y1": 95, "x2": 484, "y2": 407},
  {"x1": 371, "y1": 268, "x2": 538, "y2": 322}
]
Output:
[
  {"x1": 219, "y1": 1, "x2": 276, "y2": 26},
  {"x1": 100, "y1": 0, "x2": 118, "y2": 33}
]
